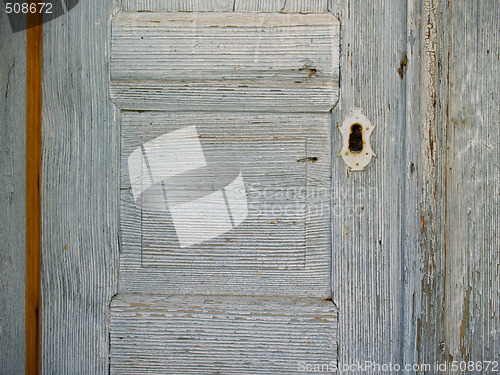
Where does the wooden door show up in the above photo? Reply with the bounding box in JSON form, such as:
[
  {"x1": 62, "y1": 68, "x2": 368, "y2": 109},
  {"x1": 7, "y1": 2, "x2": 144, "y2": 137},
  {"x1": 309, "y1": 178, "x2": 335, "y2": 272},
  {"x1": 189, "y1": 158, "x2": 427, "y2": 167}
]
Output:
[{"x1": 1, "y1": 0, "x2": 499, "y2": 374}]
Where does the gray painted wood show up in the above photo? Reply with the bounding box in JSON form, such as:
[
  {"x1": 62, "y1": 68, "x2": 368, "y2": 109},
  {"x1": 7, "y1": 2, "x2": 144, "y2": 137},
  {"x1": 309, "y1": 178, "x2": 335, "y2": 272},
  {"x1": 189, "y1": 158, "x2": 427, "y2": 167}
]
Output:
[
  {"x1": 40, "y1": 1, "x2": 120, "y2": 373},
  {"x1": 404, "y1": 0, "x2": 446, "y2": 368},
  {"x1": 234, "y1": 0, "x2": 329, "y2": 12},
  {"x1": 119, "y1": 112, "x2": 331, "y2": 297},
  {"x1": 329, "y1": 0, "x2": 408, "y2": 370},
  {"x1": 110, "y1": 294, "x2": 337, "y2": 374},
  {"x1": 34, "y1": 0, "x2": 498, "y2": 372},
  {"x1": 0, "y1": 10, "x2": 26, "y2": 374},
  {"x1": 439, "y1": 0, "x2": 500, "y2": 365},
  {"x1": 121, "y1": 0, "x2": 235, "y2": 12},
  {"x1": 110, "y1": 4, "x2": 338, "y2": 373},
  {"x1": 110, "y1": 12, "x2": 340, "y2": 112},
  {"x1": 122, "y1": 0, "x2": 329, "y2": 12},
  {"x1": 402, "y1": 0, "x2": 423, "y2": 368},
  {"x1": 404, "y1": 0, "x2": 500, "y2": 370}
]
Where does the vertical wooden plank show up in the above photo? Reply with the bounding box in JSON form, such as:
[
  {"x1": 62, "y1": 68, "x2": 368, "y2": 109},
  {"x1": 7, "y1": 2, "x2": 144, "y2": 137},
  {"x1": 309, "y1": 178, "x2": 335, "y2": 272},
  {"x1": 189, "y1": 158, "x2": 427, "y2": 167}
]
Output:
[
  {"x1": 329, "y1": 0, "x2": 407, "y2": 369},
  {"x1": 441, "y1": 0, "x2": 500, "y2": 365},
  {"x1": 405, "y1": 0, "x2": 500, "y2": 368},
  {"x1": 0, "y1": 10, "x2": 26, "y2": 375},
  {"x1": 41, "y1": 1, "x2": 120, "y2": 373},
  {"x1": 25, "y1": 9, "x2": 43, "y2": 373},
  {"x1": 402, "y1": 0, "x2": 421, "y2": 367},
  {"x1": 405, "y1": 0, "x2": 447, "y2": 368}
]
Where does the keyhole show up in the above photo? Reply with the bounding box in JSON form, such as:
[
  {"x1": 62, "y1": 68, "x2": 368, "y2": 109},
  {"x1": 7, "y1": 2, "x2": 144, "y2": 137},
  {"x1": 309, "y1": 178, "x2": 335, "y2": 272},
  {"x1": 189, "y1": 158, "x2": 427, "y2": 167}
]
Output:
[{"x1": 348, "y1": 124, "x2": 363, "y2": 153}]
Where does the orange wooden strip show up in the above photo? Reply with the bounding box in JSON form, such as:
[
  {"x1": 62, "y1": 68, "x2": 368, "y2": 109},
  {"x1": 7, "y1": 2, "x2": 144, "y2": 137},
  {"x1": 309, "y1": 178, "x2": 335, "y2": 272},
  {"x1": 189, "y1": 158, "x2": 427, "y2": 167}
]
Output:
[{"x1": 26, "y1": 9, "x2": 42, "y2": 375}]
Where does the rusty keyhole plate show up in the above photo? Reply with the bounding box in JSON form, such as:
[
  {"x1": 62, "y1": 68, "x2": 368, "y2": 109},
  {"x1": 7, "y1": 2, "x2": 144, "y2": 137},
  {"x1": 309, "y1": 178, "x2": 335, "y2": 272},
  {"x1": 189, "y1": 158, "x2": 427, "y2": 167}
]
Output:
[{"x1": 338, "y1": 108, "x2": 376, "y2": 171}]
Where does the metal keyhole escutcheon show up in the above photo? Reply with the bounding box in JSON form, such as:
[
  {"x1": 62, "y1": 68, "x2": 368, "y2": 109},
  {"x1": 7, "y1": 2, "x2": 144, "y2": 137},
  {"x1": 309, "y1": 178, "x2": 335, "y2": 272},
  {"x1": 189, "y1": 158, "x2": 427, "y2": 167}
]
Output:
[{"x1": 338, "y1": 108, "x2": 376, "y2": 171}]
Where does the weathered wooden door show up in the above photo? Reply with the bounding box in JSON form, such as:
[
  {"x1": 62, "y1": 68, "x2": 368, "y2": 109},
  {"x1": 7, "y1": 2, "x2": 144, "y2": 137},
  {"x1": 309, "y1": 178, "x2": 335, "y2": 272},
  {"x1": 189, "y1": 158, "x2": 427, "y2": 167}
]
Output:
[{"x1": 1, "y1": 0, "x2": 499, "y2": 374}]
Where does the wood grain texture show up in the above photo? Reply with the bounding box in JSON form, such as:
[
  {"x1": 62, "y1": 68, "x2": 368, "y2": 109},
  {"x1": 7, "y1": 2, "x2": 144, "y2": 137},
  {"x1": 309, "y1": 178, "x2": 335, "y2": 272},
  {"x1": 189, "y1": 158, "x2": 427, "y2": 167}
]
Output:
[
  {"x1": 121, "y1": 0, "x2": 330, "y2": 12},
  {"x1": 32, "y1": 0, "x2": 499, "y2": 371},
  {"x1": 233, "y1": 0, "x2": 329, "y2": 12},
  {"x1": 121, "y1": 0, "x2": 235, "y2": 12},
  {"x1": 119, "y1": 112, "x2": 331, "y2": 297},
  {"x1": 110, "y1": 12, "x2": 339, "y2": 112},
  {"x1": 110, "y1": 294, "x2": 337, "y2": 374},
  {"x1": 26, "y1": 10, "x2": 43, "y2": 375},
  {"x1": 40, "y1": 0, "x2": 120, "y2": 373},
  {"x1": 404, "y1": 0, "x2": 448, "y2": 368},
  {"x1": 404, "y1": 0, "x2": 500, "y2": 369},
  {"x1": 111, "y1": 4, "x2": 338, "y2": 372},
  {"x1": 329, "y1": 0, "x2": 408, "y2": 369},
  {"x1": 0, "y1": 10, "x2": 26, "y2": 374},
  {"x1": 440, "y1": 0, "x2": 500, "y2": 365}
]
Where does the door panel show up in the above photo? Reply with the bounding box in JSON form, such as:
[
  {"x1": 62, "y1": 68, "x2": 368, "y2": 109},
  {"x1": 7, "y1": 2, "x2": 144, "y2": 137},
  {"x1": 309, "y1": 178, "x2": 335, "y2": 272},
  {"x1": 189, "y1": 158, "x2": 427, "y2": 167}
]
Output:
[
  {"x1": 120, "y1": 0, "x2": 330, "y2": 13},
  {"x1": 110, "y1": 12, "x2": 339, "y2": 112},
  {"x1": 110, "y1": 295, "x2": 336, "y2": 374},
  {"x1": 118, "y1": 111, "x2": 331, "y2": 296},
  {"x1": 121, "y1": 0, "x2": 236, "y2": 12}
]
